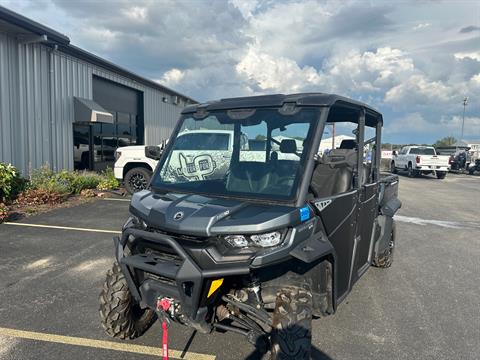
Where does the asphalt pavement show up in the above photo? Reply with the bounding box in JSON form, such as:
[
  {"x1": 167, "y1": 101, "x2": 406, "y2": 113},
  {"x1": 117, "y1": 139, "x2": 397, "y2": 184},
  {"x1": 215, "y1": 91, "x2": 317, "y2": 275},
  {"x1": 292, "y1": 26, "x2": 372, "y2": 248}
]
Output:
[{"x1": 0, "y1": 173, "x2": 479, "y2": 360}]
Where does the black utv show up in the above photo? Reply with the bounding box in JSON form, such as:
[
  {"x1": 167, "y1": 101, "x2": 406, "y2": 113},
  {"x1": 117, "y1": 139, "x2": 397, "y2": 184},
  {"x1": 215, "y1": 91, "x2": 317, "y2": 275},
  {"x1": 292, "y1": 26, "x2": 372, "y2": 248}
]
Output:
[{"x1": 99, "y1": 93, "x2": 401, "y2": 358}]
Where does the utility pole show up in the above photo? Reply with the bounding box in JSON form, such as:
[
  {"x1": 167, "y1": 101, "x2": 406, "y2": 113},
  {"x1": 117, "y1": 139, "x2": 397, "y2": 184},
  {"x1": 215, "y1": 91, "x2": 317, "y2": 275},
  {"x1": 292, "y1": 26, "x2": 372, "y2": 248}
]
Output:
[{"x1": 461, "y1": 97, "x2": 468, "y2": 142}]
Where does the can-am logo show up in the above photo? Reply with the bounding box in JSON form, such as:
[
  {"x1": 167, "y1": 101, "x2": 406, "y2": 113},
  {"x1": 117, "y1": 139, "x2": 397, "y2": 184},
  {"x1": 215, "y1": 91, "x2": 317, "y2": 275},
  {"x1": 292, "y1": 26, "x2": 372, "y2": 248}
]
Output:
[{"x1": 173, "y1": 211, "x2": 184, "y2": 221}]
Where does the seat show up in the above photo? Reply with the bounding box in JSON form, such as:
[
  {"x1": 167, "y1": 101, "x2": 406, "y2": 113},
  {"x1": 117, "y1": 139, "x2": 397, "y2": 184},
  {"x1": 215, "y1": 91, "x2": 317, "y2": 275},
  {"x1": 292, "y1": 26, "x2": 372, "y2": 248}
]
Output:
[
  {"x1": 310, "y1": 160, "x2": 353, "y2": 198},
  {"x1": 326, "y1": 148, "x2": 357, "y2": 168},
  {"x1": 226, "y1": 161, "x2": 272, "y2": 194},
  {"x1": 339, "y1": 139, "x2": 357, "y2": 149}
]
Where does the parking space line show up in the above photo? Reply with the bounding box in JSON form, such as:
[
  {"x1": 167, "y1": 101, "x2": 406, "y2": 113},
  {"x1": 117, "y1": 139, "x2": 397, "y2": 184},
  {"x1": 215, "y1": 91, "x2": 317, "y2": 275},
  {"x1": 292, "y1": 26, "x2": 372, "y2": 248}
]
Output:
[
  {"x1": 0, "y1": 326, "x2": 215, "y2": 359},
  {"x1": 102, "y1": 198, "x2": 131, "y2": 202},
  {"x1": 3, "y1": 222, "x2": 121, "y2": 234}
]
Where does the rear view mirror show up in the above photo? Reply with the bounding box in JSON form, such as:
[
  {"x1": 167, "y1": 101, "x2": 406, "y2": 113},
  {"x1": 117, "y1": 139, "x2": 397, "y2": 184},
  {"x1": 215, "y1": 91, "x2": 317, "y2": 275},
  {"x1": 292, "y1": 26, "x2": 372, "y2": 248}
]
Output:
[{"x1": 145, "y1": 145, "x2": 162, "y2": 160}]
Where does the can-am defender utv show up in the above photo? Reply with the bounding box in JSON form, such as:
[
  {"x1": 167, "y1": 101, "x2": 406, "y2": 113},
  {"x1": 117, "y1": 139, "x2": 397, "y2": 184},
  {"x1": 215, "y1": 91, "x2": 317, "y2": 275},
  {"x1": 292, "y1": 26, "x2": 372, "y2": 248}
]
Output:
[{"x1": 100, "y1": 93, "x2": 401, "y2": 358}]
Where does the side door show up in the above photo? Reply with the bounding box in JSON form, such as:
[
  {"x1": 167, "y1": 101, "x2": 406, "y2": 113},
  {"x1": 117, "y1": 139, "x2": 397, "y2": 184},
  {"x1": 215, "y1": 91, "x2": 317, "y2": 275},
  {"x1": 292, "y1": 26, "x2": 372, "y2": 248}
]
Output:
[
  {"x1": 311, "y1": 107, "x2": 362, "y2": 303},
  {"x1": 395, "y1": 147, "x2": 406, "y2": 168},
  {"x1": 351, "y1": 113, "x2": 380, "y2": 285},
  {"x1": 315, "y1": 190, "x2": 359, "y2": 302}
]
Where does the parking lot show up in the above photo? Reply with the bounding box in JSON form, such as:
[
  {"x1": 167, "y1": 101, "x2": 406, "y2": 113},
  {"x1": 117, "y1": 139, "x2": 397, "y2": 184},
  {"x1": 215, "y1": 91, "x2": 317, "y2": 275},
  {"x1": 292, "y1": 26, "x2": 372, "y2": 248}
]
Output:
[{"x1": 0, "y1": 173, "x2": 479, "y2": 360}]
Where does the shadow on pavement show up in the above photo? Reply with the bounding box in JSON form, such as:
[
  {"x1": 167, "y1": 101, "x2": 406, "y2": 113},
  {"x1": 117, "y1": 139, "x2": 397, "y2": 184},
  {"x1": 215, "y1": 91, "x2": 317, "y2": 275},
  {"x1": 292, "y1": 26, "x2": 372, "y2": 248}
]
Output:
[{"x1": 241, "y1": 324, "x2": 334, "y2": 360}]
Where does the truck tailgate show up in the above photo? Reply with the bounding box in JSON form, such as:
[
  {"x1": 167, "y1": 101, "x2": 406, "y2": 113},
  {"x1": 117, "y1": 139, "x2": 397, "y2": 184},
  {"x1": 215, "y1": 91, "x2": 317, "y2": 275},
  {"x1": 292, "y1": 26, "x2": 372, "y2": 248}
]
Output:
[{"x1": 418, "y1": 155, "x2": 449, "y2": 166}]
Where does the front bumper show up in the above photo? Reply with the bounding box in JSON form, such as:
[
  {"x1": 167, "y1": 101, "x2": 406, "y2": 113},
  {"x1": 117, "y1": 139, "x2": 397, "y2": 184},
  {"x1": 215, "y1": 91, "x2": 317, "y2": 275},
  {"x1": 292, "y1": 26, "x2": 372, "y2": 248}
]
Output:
[
  {"x1": 114, "y1": 228, "x2": 250, "y2": 328},
  {"x1": 113, "y1": 166, "x2": 123, "y2": 180}
]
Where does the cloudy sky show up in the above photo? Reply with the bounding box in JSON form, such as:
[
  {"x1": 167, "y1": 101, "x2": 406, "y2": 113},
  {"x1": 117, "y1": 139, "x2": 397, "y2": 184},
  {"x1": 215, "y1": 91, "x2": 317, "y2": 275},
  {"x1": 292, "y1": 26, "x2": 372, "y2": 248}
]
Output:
[{"x1": 1, "y1": 0, "x2": 479, "y2": 144}]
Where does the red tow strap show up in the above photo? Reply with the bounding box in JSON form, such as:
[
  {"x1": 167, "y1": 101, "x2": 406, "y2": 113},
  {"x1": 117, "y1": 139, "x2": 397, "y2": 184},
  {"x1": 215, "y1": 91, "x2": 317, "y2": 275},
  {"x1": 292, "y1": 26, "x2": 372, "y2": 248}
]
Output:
[
  {"x1": 162, "y1": 320, "x2": 169, "y2": 360},
  {"x1": 157, "y1": 298, "x2": 171, "y2": 360}
]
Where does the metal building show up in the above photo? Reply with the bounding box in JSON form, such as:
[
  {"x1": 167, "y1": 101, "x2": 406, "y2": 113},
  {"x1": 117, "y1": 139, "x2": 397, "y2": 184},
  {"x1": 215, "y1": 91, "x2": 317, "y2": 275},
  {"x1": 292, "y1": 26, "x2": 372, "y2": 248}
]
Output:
[{"x1": 0, "y1": 6, "x2": 195, "y2": 174}]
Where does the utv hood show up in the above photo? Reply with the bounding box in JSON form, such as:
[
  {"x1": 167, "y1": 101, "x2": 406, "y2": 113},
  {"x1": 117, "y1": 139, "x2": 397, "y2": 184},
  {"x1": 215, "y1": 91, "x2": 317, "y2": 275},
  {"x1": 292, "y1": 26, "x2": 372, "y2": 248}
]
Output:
[{"x1": 130, "y1": 190, "x2": 302, "y2": 237}]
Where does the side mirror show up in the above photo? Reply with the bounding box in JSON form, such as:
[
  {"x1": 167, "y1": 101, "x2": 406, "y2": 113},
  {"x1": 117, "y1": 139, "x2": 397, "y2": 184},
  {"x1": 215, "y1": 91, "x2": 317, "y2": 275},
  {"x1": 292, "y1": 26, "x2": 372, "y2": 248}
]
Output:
[
  {"x1": 145, "y1": 145, "x2": 162, "y2": 160},
  {"x1": 392, "y1": 150, "x2": 397, "y2": 156}
]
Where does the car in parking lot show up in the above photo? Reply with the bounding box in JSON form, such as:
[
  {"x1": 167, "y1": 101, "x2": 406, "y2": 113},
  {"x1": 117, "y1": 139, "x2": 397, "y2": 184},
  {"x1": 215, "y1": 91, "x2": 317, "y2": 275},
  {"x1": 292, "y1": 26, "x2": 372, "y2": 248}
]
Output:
[{"x1": 391, "y1": 145, "x2": 450, "y2": 178}]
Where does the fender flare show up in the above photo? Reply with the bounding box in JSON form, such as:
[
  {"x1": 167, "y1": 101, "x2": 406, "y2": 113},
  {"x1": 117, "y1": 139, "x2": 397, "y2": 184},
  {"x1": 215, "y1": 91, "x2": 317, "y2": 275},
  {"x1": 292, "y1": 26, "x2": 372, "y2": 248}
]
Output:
[
  {"x1": 289, "y1": 231, "x2": 335, "y2": 264},
  {"x1": 381, "y1": 197, "x2": 402, "y2": 217}
]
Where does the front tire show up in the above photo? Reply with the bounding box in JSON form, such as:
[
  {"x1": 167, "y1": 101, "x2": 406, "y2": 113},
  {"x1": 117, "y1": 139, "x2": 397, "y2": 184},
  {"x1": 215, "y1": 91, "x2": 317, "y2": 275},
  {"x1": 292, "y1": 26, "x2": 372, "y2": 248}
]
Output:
[
  {"x1": 390, "y1": 161, "x2": 397, "y2": 174},
  {"x1": 271, "y1": 288, "x2": 312, "y2": 360},
  {"x1": 373, "y1": 221, "x2": 396, "y2": 268},
  {"x1": 99, "y1": 262, "x2": 155, "y2": 339},
  {"x1": 124, "y1": 167, "x2": 152, "y2": 195}
]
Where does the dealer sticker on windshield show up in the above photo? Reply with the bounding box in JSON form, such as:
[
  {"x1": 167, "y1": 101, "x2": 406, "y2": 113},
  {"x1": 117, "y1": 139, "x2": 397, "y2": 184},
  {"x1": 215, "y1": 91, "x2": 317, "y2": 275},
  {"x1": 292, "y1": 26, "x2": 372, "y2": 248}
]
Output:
[{"x1": 299, "y1": 206, "x2": 310, "y2": 222}]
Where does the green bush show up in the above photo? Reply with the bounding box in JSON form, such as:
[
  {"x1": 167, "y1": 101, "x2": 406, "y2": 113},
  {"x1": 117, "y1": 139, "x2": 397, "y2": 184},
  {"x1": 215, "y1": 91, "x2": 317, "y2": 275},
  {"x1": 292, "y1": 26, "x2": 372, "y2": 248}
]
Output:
[
  {"x1": 96, "y1": 168, "x2": 119, "y2": 191},
  {"x1": 29, "y1": 166, "x2": 103, "y2": 195},
  {"x1": 29, "y1": 166, "x2": 70, "y2": 194},
  {"x1": 0, "y1": 163, "x2": 26, "y2": 202},
  {"x1": 70, "y1": 172, "x2": 102, "y2": 194}
]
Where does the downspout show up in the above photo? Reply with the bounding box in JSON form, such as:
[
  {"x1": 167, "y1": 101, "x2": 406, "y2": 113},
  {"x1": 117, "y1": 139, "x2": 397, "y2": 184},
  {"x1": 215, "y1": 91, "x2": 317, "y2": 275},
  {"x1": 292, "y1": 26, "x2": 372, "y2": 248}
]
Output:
[{"x1": 48, "y1": 44, "x2": 56, "y2": 170}]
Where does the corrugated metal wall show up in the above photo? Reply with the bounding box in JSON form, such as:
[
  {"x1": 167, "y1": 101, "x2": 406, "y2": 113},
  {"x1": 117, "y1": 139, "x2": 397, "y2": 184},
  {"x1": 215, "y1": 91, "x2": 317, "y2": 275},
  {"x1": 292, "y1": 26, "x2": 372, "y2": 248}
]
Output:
[
  {"x1": 0, "y1": 32, "x2": 186, "y2": 174},
  {"x1": 0, "y1": 32, "x2": 19, "y2": 167}
]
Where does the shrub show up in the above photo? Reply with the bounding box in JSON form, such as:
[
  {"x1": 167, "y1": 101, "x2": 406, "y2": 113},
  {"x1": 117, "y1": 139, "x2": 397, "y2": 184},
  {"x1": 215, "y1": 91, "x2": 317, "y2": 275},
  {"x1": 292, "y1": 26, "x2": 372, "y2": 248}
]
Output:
[
  {"x1": 15, "y1": 189, "x2": 66, "y2": 207},
  {"x1": 96, "y1": 168, "x2": 119, "y2": 191},
  {"x1": 29, "y1": 167, "x2": 102, "y2": 195},
  {"x1": 29, "y1": 165, "x2": 70, "y2": 194},
  {"x1": 0, "y1": 163, "x2": 26, "y2": 202},
  {"x1": 80, "y1": 188, "x2": 96, "y2": 198},
  {"x1": 71, "y1": 172, "x2": 101, "y2": 194},
  {"x1": 0, "y1": 202, "x2": 8, "y2": 221}
]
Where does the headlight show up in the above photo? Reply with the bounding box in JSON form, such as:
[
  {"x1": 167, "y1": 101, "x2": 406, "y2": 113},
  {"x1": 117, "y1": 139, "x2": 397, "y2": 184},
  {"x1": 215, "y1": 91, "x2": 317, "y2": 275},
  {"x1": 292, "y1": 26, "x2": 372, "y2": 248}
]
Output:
[
  {"x1": 251, "y1": 231, "x2": 282, "y2": 247},
  {"x1": 114, "y1": 150, "x2": 122, "y2": 161},
  {"x1": 225, "y1": 235, "x2": 249, "y2": 247},
  {"x1": 223, "y1": 231, "x2": 283, "y2": 248}
]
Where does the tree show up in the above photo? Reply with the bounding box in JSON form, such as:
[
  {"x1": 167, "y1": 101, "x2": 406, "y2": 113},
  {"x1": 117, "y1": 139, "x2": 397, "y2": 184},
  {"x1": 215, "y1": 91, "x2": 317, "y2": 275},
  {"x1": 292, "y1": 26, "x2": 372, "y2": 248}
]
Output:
[{"x1": 433, "y1": 136, "x2": 456, "y2": 148}]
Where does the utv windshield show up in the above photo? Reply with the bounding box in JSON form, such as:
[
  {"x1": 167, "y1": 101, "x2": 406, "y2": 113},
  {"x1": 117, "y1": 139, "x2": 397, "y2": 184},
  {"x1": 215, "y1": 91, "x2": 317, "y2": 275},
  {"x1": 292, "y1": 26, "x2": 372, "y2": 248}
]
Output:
[{"x1": 151, "y1": 107, "x2": 320, "y2": 201}]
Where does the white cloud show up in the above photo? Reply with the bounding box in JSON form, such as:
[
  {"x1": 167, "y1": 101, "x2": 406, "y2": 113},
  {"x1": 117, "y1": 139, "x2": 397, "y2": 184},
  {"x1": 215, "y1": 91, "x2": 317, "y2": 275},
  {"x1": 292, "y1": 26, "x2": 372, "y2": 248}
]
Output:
[
  {"x1": 236, "y1": 45, "x2": 324, "y2": 92},
  {"x1": 385, "y1": 74, "x2": 453, "y2": 104},
  {"x1": 413, "y1": 23, "x2": 431, "y2": 31},
  {"x1": 229, "y1": 0, "x2": 259, "y2": 19},
  {"x1": 454, "y1": 51, "x2": 480, "y2": 61},
  {"x1": 387, "y1": 113, "x2": 480, "y2": 138},
  {"x1": 160, "y1": 68, "x2": 185, "y2": 86},
  {"x1": 122, "y1": 6, "x2": 147, "y2": 21}
]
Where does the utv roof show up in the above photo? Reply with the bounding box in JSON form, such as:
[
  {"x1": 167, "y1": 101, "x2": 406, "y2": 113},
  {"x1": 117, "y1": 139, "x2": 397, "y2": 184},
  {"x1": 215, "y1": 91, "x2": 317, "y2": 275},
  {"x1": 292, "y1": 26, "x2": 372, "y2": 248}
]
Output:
[{"x1": 182, "y1": 93, "x2": 382, "y2": 126}]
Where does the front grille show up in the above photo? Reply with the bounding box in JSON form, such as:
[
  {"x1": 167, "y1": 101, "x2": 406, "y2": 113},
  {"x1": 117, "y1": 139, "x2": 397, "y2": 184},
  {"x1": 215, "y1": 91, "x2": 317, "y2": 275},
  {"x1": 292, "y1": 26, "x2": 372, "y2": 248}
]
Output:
[
  {"x1": 145, "y1": 272, "x2": 176, "y2": 285},
  {"x1": 144, "y1": 246, "x2": 183, "y2": 265},
  {"x1": 148, "y1": 227, "x2": 207, "y2": 244}
]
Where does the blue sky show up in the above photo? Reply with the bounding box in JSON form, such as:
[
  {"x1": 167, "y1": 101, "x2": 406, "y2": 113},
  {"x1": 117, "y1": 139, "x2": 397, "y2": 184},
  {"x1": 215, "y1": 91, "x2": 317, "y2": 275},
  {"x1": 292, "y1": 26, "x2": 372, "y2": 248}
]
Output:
[{"x1": 2, "y1": 0, "x2": 479, "y2": 144}]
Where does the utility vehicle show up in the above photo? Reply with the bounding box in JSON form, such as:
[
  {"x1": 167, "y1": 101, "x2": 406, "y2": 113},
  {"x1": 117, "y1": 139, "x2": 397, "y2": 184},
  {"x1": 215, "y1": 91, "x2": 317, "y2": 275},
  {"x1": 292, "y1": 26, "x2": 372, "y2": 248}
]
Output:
[{"x1": 99, "y1": 93, "x2": 401, "y2": 358}]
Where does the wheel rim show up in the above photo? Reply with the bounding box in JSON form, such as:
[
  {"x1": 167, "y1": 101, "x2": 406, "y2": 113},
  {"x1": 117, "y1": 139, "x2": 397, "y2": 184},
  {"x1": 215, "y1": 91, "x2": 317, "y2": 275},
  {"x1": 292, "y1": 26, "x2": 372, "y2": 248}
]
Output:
[{"x1": 129, "y1": 173, "x2": 147, "y2": 192}]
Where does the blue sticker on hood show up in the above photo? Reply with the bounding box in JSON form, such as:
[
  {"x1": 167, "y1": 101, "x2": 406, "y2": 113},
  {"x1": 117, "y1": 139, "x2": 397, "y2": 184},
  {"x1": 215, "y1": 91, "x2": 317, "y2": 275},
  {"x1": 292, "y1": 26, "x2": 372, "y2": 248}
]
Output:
[{"x1": 299, "y1": 206, "x2": 310, "y2": 222}]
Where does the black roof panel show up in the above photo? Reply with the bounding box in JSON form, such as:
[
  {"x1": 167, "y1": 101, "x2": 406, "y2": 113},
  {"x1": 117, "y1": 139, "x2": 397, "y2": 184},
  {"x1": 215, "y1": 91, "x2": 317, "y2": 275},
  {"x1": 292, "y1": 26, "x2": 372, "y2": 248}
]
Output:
[{"x1": 182, "y1": 92, "x2": 381, "y2": 118}]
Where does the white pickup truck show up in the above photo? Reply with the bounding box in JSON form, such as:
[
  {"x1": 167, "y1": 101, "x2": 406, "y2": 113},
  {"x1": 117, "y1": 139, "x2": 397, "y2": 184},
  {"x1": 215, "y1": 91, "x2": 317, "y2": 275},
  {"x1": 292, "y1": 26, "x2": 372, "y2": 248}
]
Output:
[
  {"x1": 114, "y1": 130, "x2": 237, "y2": 194},
  {"x1": 390, "y1": 145, "x2": 450, "y2": 179}
]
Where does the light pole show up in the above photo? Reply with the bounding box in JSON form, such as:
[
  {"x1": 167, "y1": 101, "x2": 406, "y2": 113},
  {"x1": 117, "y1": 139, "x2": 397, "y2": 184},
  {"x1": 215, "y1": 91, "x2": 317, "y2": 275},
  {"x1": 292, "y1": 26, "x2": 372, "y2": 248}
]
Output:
[{"x1": 461, "y1": 97, "x2": 468, "y2": 141}]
